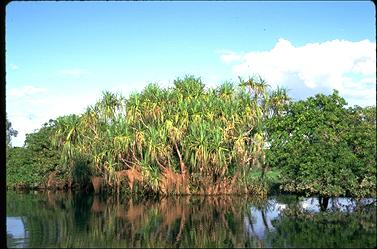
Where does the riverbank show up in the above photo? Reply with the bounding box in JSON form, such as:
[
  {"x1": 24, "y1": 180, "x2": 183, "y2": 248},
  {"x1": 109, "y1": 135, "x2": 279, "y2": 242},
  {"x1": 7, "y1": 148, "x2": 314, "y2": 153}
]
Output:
[{"x1": 7, "y1": 168, "x2": 282, "y2": 198}]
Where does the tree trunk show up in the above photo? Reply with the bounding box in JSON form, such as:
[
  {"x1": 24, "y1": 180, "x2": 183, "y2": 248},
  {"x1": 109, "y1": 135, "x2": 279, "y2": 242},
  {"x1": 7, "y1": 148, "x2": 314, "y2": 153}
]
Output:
[
  {"x1": 175, "y1": 142, "x2": 186, "y2": 175},
  {"x1": 319, "y1": 196, "x2": 329, "y2": 211},
  {"x1": 91, "y1": 176, "x2": 103, "y2": 194}
]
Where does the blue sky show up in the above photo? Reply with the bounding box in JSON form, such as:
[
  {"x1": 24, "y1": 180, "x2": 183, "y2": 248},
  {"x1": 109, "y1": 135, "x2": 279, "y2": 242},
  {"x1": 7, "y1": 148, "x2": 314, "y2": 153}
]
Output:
[{"x1": 6, "y1": 1, "x2": 376, "y2": 146}]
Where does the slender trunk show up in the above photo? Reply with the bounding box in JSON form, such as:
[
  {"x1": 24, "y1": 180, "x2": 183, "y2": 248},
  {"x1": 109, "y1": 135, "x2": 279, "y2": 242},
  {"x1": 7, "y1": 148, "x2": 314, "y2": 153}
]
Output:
[
  {"x1": 260, "y1": 167, "x2": 265, "y2": 180},
  {"x1": 248, "y1": 214, "x2": 256, "y2": 234},
  {"x1": 156, "y1": 158, "x2": 167, "y2": 171},
  {"x1": 174, "y1": 142, "x2": 186, "y2": 175},
  {"x1": 261, "y1": 210, "x2": 270, "y2": 231},
  {"x1": 260, "y1": 153, "x2": 266, "y2": 180},
  {"x1": 319, "y1": 196, "x2": 329, "y2": 211},
  {"x1": 131, "y1": 143, "x2": 141, "y2": 166}
]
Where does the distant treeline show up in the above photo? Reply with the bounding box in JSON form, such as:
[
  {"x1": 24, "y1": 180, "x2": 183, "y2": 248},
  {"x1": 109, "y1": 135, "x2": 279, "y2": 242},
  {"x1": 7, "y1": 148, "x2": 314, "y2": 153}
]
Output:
[{"x1": 6, "y1": 75, "x2": 376, "y2": 198}]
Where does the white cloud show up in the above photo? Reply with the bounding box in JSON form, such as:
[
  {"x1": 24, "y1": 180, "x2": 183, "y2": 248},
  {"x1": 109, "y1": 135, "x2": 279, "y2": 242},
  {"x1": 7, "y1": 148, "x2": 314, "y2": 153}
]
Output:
[
  {"x1": 6, "y1": 87, "x2": 101, "y2": 147},
  {"x1": 58, "y1": 69, "x2": 89, "y2": 77},
  {"x1": 7, "y1": 85, "x2": 48, "y2": 98},
  {"x1": 218, "y1": 38, "x2": 376, "y2": 106},
  {"x1": 216, "y1": 49, "x2": 243, "y2": 63},
  {"x1": 7, "y1": 115, "x2": 44, "y2": 147},
  {"x1": 10, "y1": 64, "x2": 19, "y2": 70}
]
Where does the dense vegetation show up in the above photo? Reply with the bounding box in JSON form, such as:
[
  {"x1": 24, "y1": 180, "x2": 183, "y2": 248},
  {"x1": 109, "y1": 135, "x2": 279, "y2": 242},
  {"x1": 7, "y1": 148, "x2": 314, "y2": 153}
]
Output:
[
  {"x1": 6, "y1": 76, "x2": 376, "y2": 197},
  {"x1": 266, "y1": 91, "x2": 376, "y2": 197},
  {"x1": 6, "y1": 120, "x2": 61, "y2": 189}
]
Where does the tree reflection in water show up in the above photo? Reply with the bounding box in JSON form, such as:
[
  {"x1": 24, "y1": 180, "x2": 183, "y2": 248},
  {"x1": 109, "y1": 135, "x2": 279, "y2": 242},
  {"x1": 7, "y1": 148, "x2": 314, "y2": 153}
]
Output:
[
  {"x1": 265, "y1": 197, "x2": 376, "y2": 248},
  {"x1": 6, "y1": 191, "x2": 376, "y2": 248}
]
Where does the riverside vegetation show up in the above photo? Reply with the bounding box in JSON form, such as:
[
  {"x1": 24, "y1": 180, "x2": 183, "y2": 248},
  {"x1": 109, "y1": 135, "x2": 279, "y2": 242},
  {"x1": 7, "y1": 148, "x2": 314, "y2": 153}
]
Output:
[{"x1": 6, "y1": 75, "x2": 376, "y2": 198}]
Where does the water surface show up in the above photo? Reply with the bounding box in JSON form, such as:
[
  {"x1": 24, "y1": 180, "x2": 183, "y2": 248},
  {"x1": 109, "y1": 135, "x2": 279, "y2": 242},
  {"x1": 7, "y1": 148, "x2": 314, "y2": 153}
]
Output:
[{"x1": 6, "y1": 191, "x2": 376, "y2": 248}]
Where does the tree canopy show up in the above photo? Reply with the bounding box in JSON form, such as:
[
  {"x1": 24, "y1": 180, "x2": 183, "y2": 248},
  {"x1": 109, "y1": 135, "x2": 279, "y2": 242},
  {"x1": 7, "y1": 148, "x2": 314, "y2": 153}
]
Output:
[
  {"x1": 49, "y1": 75, "x2": 285, "y2": 195},
  {"x1": 266, "y1": 90, "x2": 376, "y2": 197},
  {"x1": 6, "y1": 120, "x2": 60, "y2": 189}
]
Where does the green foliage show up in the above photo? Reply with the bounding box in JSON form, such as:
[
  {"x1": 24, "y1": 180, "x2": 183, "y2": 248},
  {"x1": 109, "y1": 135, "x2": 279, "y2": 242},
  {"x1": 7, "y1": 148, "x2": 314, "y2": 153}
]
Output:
[
  {"x1": 7, "y1": 120, "x2": 60, "y2": 189},
  {"x1": 246, "y1": 168, "x2": 282, "y2": 195},
  {"x1": 6, "y1": 114, "x2": 18, "y2": 149},
  {"x1": 344, "y1": 105, "x2": 376, "y2": 197},
  {"x1": 6, "y1": 147, "x2": 37, "y2": 188},
  {"x1": 51, "y1": 75, "x2": 282, "y2": 195},
  {"x1": 266, "y1": 90, "x2": 376, "y2": 197}
]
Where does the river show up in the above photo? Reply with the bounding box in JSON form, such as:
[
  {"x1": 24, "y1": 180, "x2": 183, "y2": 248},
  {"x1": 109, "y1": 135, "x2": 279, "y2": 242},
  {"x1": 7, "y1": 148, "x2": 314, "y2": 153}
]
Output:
[{"x1": 6, "y1": 191, "x2": 376, "y2": 248}]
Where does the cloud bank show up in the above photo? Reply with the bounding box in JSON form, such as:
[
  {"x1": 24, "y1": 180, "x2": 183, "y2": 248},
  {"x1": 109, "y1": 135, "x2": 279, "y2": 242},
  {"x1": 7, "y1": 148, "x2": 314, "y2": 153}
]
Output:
[
  {"x1": 7, "y1": 85, "x2": 47, "y2": 98},
  {"x1": 219, "y1": 38, "x2": 376, "y2": 106},
  {"x1": 6, "y1": 85, "x2": 99, "y2": 147}
]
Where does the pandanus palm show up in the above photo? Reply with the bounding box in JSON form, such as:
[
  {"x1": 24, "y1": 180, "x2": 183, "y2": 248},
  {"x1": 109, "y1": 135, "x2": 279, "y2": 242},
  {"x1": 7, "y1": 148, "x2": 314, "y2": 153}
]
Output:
[
  {"x1": 50, "y1": 75, "x2": 284, "y2": 195},
  {"x1": 95, "y1": 91, "x2": 125, "y2": 123},
  {"x1": 144, "y1": 126, "x2": 162, "y2": 166},
  {"x1": 239, "y1": 75, "x2": 269, "y2": 102},
  {"x1": 237, "y1": 76, "x2": 269, "y2": 180},
  {"x1": 254, "y1": 77, "x2": 270, "y2": 102},
  {"x1": 79, "y1": 92, "x2": 126, "y2": 185},
  {"x1": 269, "y1": 86, "x2": 291, "y2": 117},
  {"x1": 125, "y1": 92, "x2": 142, "y2": 126},
  {"x1": 113, "y1": 119, "x2": 132, "y2": 166},
  {"x1": 209, "y1": 127, "x2": 229, "y2": 176},
  {"x1": 187, "y1": 122, "x2": 211, "y2": 174},
  {"x1": 174, "y1": 75, "x2": 205, "y2": 100},
  {"x1": 53, "y1": 114, "x2": 82, "y2": 166},
  {"x1": 217, "y1": 82, "x2": 234, "y2": 101},
  {"x1": 165, "y1": 120, "x2": 185, "y2": 172}
]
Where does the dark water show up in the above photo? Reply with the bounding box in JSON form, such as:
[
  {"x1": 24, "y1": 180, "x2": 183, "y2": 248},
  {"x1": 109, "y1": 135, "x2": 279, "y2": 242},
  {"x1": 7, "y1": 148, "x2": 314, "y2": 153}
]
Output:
[{"x1": 6, "y1": 191, "x2": 376, "y2": 248}]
